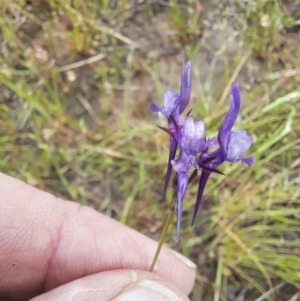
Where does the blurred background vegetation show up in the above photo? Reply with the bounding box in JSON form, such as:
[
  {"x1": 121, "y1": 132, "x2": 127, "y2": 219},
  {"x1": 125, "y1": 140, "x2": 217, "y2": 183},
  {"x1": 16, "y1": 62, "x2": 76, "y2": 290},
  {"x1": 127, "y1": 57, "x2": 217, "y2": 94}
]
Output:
[{"x1": 1, "y1": 0, "x2": 300, "y2": 300}]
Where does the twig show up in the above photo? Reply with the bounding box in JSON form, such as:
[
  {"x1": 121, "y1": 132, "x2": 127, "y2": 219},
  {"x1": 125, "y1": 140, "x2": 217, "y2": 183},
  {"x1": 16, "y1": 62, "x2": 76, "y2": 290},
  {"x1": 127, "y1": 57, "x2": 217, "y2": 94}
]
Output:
[
  {"x1": 96, "y1": 25, "x2": 139, "y2": 48},
  {"x1": 91, "y1": 146, "x2": 152, "y2": 165},
  {"x1": 253, "y1": 281, "x2": 286, "y2": 301},
  {"x1": 235, "y1": 287, "x2": 247, "y2": 301},
  {"x1": 76, "y1": 93, "x2": 99, "y2": 125},
  {"x1": 149, "y1": 210, "x2": 174, "y2": 272},
  {"x1": 219, "y1": 51, "x2": 250, "y2": 105},
  {"x1": 57, "y1": 53, "x2": 105, "y2": 72},
  {"x1": 264, "y1": 69, "x2": 300, "y2": 81}
]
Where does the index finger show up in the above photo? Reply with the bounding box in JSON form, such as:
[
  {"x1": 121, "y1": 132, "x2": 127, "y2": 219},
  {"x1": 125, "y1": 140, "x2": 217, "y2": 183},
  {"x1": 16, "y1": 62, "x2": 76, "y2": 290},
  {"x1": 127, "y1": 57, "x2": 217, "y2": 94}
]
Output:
[{"x1": 0, "y1": 173, "x2": 196, "y2": 300}]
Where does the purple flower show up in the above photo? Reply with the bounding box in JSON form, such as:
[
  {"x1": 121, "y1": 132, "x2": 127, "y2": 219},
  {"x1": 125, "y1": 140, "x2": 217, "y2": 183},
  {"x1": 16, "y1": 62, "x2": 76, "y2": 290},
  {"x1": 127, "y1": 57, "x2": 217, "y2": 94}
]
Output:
[
  {"x1": 191, "y1": 83, "x2": 254, "y2": 225},
  {"x1": 150, "y1": 90, "x2": 181, "y2": 121},
  {"x1": 289, "y1": 2, "x2": 297, "y2": 13},
  {"x1": 150, "y1": 62, "x2": 192, "y2": 202},
  {"x1": 150, "y1": 62, "x2": 191, "y2": 121},
  {"x1": 172, "y1": 117, "x2": 217, "y2": 172},
  {"x1": 151, "y1": 62, "x2": 254, "y2": 243},
  {"x1": 171, "y1": 117, "x2": 217, "y2": 242}
]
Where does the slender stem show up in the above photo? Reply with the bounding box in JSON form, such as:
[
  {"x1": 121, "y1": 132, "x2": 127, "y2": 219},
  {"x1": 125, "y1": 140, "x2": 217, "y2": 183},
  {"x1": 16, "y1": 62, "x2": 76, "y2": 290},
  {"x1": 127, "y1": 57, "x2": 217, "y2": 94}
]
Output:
[
  {"x1": 213, "y1": 257, "x2": 223, "y2": 301},
  {"x1": 149, "y1": 210, "x2": 174, "y2": 272}
]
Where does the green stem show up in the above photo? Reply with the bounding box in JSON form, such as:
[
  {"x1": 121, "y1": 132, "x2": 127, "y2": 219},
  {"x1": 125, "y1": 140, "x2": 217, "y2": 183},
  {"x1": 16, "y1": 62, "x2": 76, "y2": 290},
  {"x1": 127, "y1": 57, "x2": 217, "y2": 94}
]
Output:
[
  {"x1": 149, "y1": 210, "x2": 174, "y2": 272},
  {"x1": 213, "y1": 257, "x2": 223, "y2": 301}
]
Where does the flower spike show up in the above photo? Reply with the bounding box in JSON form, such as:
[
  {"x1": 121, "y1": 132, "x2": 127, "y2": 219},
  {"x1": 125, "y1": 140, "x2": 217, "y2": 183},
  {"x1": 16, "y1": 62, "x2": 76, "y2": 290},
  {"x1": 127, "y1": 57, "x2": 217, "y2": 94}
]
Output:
[
  {"x1": 191, "y1": 83, "x2": 254, "y2": 225},
  {"x1": 151, "y1": 62, "x2": 192, "y2": 203},
  {"x1": 151, "y1": 66, "x2": 254, "y2": 242}
]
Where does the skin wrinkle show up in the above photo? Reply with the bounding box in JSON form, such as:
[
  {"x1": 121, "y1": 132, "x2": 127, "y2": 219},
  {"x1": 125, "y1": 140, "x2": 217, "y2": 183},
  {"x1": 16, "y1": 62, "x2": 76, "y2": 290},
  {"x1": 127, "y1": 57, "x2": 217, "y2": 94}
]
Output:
[
  {"x1": 44, "y1": 202, "x2": 91, "y2": 290},
  {"x1": 88, "y1": 214, "x2": 104, "y2": 273},
  {"x1": 108, "y1": 272, "x2": 139, "y2": 301},
  {"x1": 42, "y1": 197, "x2": 69, "y2": 292},
  {"x1": 90, "y1": 217, "x2": 126, "y2": 271},
  {"x1": 43, "y1": 203, "x2": 118, "y2": 290},
  {"x1": 71, "y1": 205, "x2": 97, "y2": 281},
  {"x1": 90, "y1": 213, "x2": 131, "y2": 272},
  {"x1": 31, "y1": 200, "x2": 61, "y2": 295},
  {"x1": 116, "y1": 230, "x2": 143, "y2": 269}
]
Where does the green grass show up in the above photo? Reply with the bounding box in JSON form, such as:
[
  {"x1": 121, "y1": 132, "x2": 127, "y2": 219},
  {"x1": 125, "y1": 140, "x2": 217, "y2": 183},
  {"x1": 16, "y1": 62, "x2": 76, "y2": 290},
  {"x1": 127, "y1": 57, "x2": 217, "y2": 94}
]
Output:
[{"x1": 1, "y1": 1, "x2": 300, "y2": 300}]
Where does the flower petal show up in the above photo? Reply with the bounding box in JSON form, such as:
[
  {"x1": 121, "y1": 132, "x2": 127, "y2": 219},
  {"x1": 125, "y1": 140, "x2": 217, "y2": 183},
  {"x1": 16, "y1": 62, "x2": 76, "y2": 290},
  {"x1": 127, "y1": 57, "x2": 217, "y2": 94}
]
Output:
[
  {"x1": 150, "y1": 102, "x2": 161, "y2": 113},
  {"x1": 226, "y1": 130, "x2": 253, "y2": 162},
  {"x1": 175, "y1": 171, "x2": 188, "y2": 243},
  {"x1": 162, "y1": 90, "x2": 180, "y2": 118},
  {"x1": 181, "y1": 117, "x2": 206, "y2": 155},
  {"x1": 171, "y1": 151, "x2": 191, "y2": 173},
  {"x1": 218, "y1": 82, "x2": 240, "y2": 147},
  {"x1": 194, "y1": 120, "x2": 205, "y2": 139},
  {"x1": 205, "y1": 137, "x2": 218, "y2": 148},
  {"x1": 241, "y1": 156, "x2": 255, "y2": 166},
  {"x1": 183, "y1": 117, "x2": 195, "y2": 137},
  {"x1": 179, "y1": 61, "x2": 192, "y2": 113}
]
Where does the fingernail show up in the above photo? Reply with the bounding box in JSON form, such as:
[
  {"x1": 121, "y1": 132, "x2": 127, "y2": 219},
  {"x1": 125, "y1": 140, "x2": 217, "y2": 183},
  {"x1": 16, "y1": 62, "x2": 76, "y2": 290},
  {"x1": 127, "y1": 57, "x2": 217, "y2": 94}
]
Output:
[
  {"x1": 112, "y1": 279, "x2": 184, "y2": 301},
  {"x1": 170, "y1": 250, "x2": 197, "y2": 269}
]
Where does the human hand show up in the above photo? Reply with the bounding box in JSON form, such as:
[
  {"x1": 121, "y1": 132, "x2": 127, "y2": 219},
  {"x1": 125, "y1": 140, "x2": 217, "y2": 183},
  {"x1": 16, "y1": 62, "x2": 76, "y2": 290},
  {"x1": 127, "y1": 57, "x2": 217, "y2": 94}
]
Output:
[{"x1": 0, "y1": 173, "x2": 196, "y2": 301}]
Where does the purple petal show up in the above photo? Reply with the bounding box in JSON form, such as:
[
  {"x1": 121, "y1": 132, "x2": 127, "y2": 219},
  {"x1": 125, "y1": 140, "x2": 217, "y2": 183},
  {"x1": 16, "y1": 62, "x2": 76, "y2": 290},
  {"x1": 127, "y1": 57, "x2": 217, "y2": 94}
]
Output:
[
  {"x1": 179, "y1": 61, "x2": 191, "y2": 113},
  {"x1": 171, "y1": 151, "x2": 191, "y2": 173},
  {"x1": 241, "y1": 156, "x2": 255, "y2": 166},
  {"x1": 218, "y1": 83, "x2": 240, "y2": 147},
  {"x1": 183, "y1": 117, "x2": 195, "y2": 137},
  {"x1": 205, "y1": 137, "x2": 218, "y2": 148},
  {"x1": 181, "y1": 117, "x2": 206, "y2": 155},
  {"x1": 290, "y1": 3, "x2": 297, "y2": 13},
  {"x1": 162, "y1": 90, "x2": 180, "y2": 118},
  {"x1": 226, "y1": 130, "x2": 253, "y2": 162},
  {"x1": 194, "y1": 120, "x2": 205, "y2": 139},
  {"x1": 161, "y1": 138, "x2": 178, "y2": 202},
  {"x1": 150, "y1": 102, "x2": 161, "y2": 113},
  {"x1": 191, "y1": 170, "x2": 211, "y2": 226},
  {"x1": 201, "y1": 147, "x2": 225, "y2": 170},
  {"x1": 175, "y1": 171, "x2": 188, "y2": 243}
]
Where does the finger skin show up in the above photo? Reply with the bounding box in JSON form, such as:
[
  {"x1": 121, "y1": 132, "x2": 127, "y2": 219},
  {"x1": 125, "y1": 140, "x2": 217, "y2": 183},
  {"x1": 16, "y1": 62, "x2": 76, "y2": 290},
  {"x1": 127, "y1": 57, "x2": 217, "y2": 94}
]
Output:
[
  {"x1": 29, "y1": 270, "x2": 190, "y2": 301},
  {"x1": 0, "y1": 173, "x2": 195, "y2": 300}
]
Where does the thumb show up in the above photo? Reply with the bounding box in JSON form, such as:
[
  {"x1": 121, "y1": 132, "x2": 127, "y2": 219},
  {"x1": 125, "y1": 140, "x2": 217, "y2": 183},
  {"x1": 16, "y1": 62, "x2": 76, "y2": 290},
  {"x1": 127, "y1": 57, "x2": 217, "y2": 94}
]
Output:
[{"x1": 29, "y1": 269, "x2": 191, "y2": 301}]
